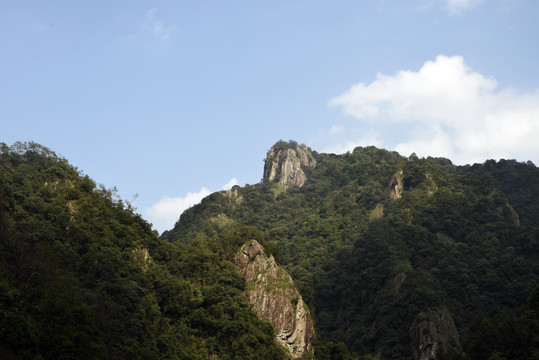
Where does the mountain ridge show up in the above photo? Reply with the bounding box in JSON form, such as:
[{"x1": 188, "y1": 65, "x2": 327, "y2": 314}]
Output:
[
  {"x1": 1, "y1": 140, "x2": 538, "y2": 360},
  {"x1": 165, "y1": 139, "x2": 539, "y2": 360}
]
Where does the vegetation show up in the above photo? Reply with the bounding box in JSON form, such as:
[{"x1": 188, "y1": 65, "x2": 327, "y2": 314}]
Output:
[
  {"x1": 0, "y1": 142, "x2": 286, "y2": 359},
  {"x1": 1, "y1": 140, "x2": 538, "y2": 359},
  {"x1": 166, "y1": 141, "x2": 539, "y2": 359}
]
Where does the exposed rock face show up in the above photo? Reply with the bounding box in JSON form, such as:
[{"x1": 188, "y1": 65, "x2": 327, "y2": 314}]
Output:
[
  {"x1": 389, "y1": 169, "x2": 404, "y2": 199},
  {"x1": 132, "y1": 248, "x2": 152, "y2": 272},
  {"x1": 264, "y1": 142, "x2": 316, "y2": 188},
  {"x1": 411, "y1": 308, "x2": 462, "y2": 360},
  {"x1": 424, "y1": 172, "x2": 438, "y2": 196},
  {"x1": 234, "y1": 240, "x2": 314, "y2": 358},
  {"x1": 436, "y1": 232, "x2": 456, "y2": 246},
  {"x1": 392, "y1": 272, "x2": 406, "y2": 295},
  {"x1": 369, "y1": 203, "x2": 384, "y2": 221},
  {"x1": 503, "y1": 202, "x2": 520, "y2": 226}
]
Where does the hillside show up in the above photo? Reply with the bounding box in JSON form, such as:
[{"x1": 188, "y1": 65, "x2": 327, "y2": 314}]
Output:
[
  {"x1": 164, "y1": 140, "x2": 539, "y2": 360},
  {"x1": 0, "y1": 142, "x2": 287, "y2": 359},
  {"x1": 1, "y1": 140, "x2": 537, "y2": 359}
]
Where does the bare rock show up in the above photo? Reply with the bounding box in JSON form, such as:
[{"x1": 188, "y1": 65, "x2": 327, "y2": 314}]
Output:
[
  {"x1": 234, "y1": 240, "x2": 315, "y2": 358},
  {"x1": 424, "y1": 172, "x2": 438, "y2": 196},
  {"x1": 369, "y1": 203, "x2": 384, "y2": 221},
  {"x1": 411, "y1": 307, "x2": 462, "y2": 360},
  {"x1": 264, "y1": 141, "x2": 316, "y2": 189},
  {"x1": 389, "y1": 170, "x2": 404, "y2": 199},
  {"x1": 436, "y1": 232, "x2": 456, "y2": 246}
]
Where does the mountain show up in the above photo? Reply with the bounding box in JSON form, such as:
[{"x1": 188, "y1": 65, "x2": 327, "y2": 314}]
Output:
[
  {"x1": 164, "y1": 140, "x2": 539, "y2": 360},
  {"x1": 1, "y1": 140, "x2": 538, "y2": 359},
  {"x1": 0, "y1": 142, "x2": 287, "y2": 359}
]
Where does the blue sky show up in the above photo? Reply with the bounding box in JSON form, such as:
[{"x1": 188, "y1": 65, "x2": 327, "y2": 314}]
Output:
[{"x1": 2, "y1": 0, "x2": 539, "y2": 233}]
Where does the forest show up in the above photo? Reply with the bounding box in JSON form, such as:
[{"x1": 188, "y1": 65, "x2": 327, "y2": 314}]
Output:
[
  {"x1": 0, "y1": 142, "x2": 286, "y2": 359},
  {"x1": 1, "y1": 140, "x2": 538, "y2": 359}
]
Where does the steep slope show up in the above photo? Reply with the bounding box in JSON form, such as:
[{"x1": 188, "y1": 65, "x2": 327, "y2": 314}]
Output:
[
  {"x1": 234, "y1": 240, "x2": 315, "y2": 358},
  {"x1": 166, "y1": 140, "x2": 539, "y2": 360},
  {"x1": 0, "y1": 142, "x2": 287, "y2": 360}
]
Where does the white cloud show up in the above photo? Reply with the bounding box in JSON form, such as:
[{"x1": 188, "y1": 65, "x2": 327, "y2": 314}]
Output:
[
  {"x1": 144, "y1": 178, "x2": 239, "y2": 234},
  {"x1": 444, "y1": 0, "x2": 483, "y2": 15},
  {"x1": 142, "y1": 8, "x2": 176, "y2": 41},
  {"x1": 394, "y1": 125, "x2": 454, "y2": 158},
  {"x1": 330, "y1": 55, "x2": 539, "y2": 164},
  {"x1": 145, "y1": 187, "x2": 211, "y2": 234}
]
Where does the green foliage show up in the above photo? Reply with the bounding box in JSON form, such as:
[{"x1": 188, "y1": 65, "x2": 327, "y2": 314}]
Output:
[
  {"x1": 167, "y1": 143, "x2": 539, "y2": 359},
  {"x1": 462, "y1": 159, "x2": 539, "y2": 227},
  {"x1": 269, "y1": 139, "x2": 299, "y2": 154},
  {"x1": 0, "y1": 142, "x2": 286, "y2": 359},
  {"x1": 3, "y1": 140, "x2": 538, "y2": 359},
  {"x1": 463, "y1": 286, "x2": 539, "y2": 360}
]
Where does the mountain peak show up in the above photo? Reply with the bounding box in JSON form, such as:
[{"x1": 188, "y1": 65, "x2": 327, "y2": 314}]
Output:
[{"x1": 263, "y1": 140, "x2": 316, "y2": 188}]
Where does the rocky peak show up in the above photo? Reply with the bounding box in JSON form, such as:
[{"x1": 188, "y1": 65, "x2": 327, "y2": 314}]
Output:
[
  {"x1": 234, "y1": 240, "x2": 315, "y2": 358},
  {"x1": 263, "y1": 140, "x2": 316, "y2": 188}
]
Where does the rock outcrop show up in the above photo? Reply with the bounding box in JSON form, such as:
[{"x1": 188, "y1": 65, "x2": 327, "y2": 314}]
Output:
[
  {"x1": 424, "y1": 172, "x2": 438, "y2": 196},
  {"x1": 263, "y1": 141, "x2": 316, "y2": 188},
  {"x1": 369, "y1": 203, "x2": 384, "y2": 221},
  {"x1": 411, "y1": 307, "x2": 462, "y2": 360},
  {"x1": 234, "y1": 240, "x2": 314, "y2": 358},
  {"x1": 389, "y1": 169, "x2": 404, "y2": 199}
]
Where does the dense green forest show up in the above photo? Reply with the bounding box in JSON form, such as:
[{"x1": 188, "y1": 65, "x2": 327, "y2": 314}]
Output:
[
  {"x1": 0, "y1": 142, "x2": 286, "y2": 359},
  {"x1": 164, "y1": 140, "x2": 539, "y2": 360},
  {"x1": 1, "y1": 140, "x2": 538, "y2": 359}
]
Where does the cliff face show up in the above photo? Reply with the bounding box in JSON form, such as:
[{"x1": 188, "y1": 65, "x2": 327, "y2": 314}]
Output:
[
  {"x1": 234, "y1": 240, "x2": 314, "y2": 358},
  {"x1": 389, "y1": 169, "x2": 404, "y2": 199},
  {"x1": 411, "y1": 308, "x2": 462, "y2": 360},
  {"x1": 263, "y1": 142, "x2": 316, "y2": 188}
]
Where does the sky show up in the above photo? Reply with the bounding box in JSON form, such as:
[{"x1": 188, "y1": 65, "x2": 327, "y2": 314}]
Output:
[{"x1": 2, "y1": 0, "x2": 539, "y2": 233}]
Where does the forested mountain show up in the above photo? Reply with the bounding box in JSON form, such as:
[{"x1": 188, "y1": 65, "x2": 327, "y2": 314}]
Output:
[
  {"x1": 1, "y1": 140, "x2": 538, "y2": 360},
  {"x1": 0, "y1": 142, "x2": 286, "y2": 359},
  {"x1": 164, "y1": 140, "x2": 539, "y2": 360}
]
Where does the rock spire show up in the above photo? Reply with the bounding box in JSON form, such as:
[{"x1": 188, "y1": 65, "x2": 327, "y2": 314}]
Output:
[{"x1": 263, "y1": 140, "x2": 316, "y2": 188}]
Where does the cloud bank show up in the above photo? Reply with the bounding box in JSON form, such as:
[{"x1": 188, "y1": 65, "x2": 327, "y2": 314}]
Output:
[
  {"x1": 330, "y1": 55, "x2": 539, "y2": 165},
  {"x1": 145, "y1": 178, "x2": 239, "y2": 234}
]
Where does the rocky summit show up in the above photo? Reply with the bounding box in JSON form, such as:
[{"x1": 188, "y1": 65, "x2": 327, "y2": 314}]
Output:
[{"x1": 263, "y1": 140, "x2": 316, "y2": 188}]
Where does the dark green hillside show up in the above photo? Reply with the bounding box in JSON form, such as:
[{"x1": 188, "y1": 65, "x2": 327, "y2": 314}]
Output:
[
  {"x1": 0, "y1": 142, "x2": 286, "y2": 360},
  {"x1": 3, "y1": 140, "x2": 536, "y2": 360},
  {"x1": 165, "y1": 141, "x2": 539, "y2": 360},
  {"x1": 459, "y1": 159, "x2": 539, "y2": 227}
]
